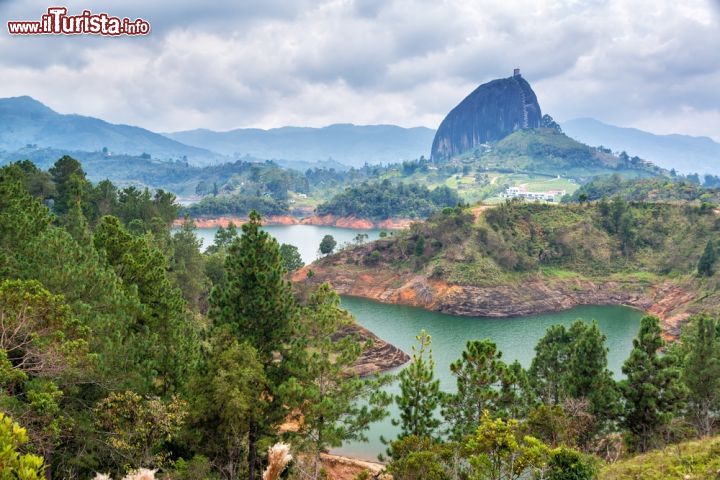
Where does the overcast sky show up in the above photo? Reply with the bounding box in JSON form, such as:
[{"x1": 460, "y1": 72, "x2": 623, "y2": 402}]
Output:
[{"x1": 1, "y1": 0, "x2": 719, "y2": 140}]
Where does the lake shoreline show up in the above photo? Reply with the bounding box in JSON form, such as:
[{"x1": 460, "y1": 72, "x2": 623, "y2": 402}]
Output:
[
  {"x1": 174, "y1": 214, "x2": 416, "y2": 230},
  {"x1": 297, "y1": 262, "x2": 695, "y2": 340}
]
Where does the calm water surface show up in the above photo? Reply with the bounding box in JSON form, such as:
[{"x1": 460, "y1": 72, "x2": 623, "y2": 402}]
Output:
[{"x1": 193, "y1": 225, "x2": 381, "y2": 264}]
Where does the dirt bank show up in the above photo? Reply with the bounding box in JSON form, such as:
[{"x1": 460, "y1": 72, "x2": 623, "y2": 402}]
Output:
[
  {"x1": 174, "y1": 214, "x2": 415, "y2": 230},
  {"x1": 320, "y1": 453, "x2": 389, "y2": 480}
]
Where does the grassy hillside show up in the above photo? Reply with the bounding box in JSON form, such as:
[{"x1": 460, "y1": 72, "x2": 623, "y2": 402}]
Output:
[
  {"x1": 601, "y1": 436, "x2": 720, "y2": 479},
  {"x1": 473, "y1": 128, "x2": 665, "y2": 179}
]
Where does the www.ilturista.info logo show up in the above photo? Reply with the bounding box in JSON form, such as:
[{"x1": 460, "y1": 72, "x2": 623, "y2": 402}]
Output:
[{"x1": 7, "y1": 7, "x2": 150, "y2": 36}]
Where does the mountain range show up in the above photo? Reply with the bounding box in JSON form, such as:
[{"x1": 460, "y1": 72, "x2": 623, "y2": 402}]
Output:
[
  {"x1": 166, "y1": 124, "x2": 435, "y2": 167},
  {"x1": 562, "y1": 117, "x2": 720, "y2": 175},
  {"x1": 0, "y1": 96, "x2": 220, "y2": 163},
  {"x1": 1, "y1": 95, "x2": 717, "y2": 175}
]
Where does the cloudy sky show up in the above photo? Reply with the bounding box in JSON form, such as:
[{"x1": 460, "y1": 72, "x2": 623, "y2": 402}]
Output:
[{"x1": 1, "y1": 0, "x2": 719, "y2": 140}]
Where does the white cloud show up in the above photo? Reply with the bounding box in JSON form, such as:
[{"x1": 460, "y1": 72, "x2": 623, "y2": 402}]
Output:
[{"x1": 0, "y1": 0, "x2": 717, "y2": 140}]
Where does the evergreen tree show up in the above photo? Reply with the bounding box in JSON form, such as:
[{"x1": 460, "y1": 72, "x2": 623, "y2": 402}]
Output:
[
  {"x1": 392, "y1": 330, "x2": 441, "y2": 440},
  {"x1": 697, "y1": 240, "x2": 716, "y2": 277},
  {"x1": 319, "y1": 234, "x2": 337, "y2": 255},
  {"x1": 283, "y1": 283, "x2": 391, "y2": 479},
  {"x1": 679, "y1": 314, "x2": 720, "y2": 436},
  {"x1": 188, "y1": 329, "x2": 267, "y2": 480},
  {"x1": 565, "y1": 321, "x2": 619, "y2": 424},
  {"x1": 48, "y1": 155, "x2": 89, "y2": 215},
  {"x1": 61, "y1": 198, "x2": 92, "y2": 245},
  {"x1": 620, "y1": 315, "x2": 686, "y2": 452},
  {"x1": 529, "y1": 325, "x2": 572, "y2": 405},
  {"x1": 170, "y1": 217, "x2": 210, "y2": 311},
  {"x1": 94, "y1": 215, "x2": 200, "y2": 395},
  {"x1": 442, "y1": 340, "x2": 510, "y2": 439},
  {"x1": 0, "y1": 173, "x2": 52, "y2": 277},
  {"x1": 208, "y1": 210, "x2": 296, "y2": 480},
  {"x1": 279, "y1": 243, "x2": 304, "y2": 272}
]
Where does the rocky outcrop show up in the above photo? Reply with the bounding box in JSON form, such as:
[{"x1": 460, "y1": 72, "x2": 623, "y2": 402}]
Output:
[
  {"x1": 431, "y1": 71, "x2": 541, "y2": 160},
  {"x1": 320, "y1": 453, "x2": 388, "y2": 480},
  {"x1": 340, "y1": 324, "x2": 410, "y2": 376}
]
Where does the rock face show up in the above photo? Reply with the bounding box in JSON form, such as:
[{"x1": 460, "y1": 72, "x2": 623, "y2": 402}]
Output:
[
  {"x1": 431, "y1": 71, "x2": 542, "y2": 160},
  {"x1": 338, "y1": 324, "x2": 410, "y2": 376}
]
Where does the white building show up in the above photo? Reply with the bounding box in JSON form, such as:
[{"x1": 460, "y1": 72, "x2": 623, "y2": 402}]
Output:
[{"x1": 504, "y1": 186, "x2": 566, "y2": 202}]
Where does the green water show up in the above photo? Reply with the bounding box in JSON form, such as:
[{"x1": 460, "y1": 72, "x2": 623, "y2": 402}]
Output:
[{"x1": 334, "y1": 297, "x2": 643, "y2": 460}]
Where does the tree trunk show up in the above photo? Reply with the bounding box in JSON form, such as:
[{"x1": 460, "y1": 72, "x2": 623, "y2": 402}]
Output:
[{"x1": 248, "y1": 420, "x2": 259, "y2": 480}]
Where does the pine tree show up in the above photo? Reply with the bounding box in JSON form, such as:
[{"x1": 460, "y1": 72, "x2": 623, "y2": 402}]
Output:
[
  {"x1": 170, "y1": 217, "x2": 210, "y2": 311},
  {"x1": 529, "y1": 325, "x2": 572, "y2": 405},
  {"x1": 393, "y1": 330, "x2": 441, "y2": 440},
  {"x1": 319, "y1": 234, "x2": 337, "y2": 255},
  {"x1": 188, "y1": 329, "x2": 267, "y2": 480},
  {"x1": 697, "y1": 240, "x2": 716, "y2": 277},
  {"x1": 279, "y1": 243, "x2": 304, "y2": 272},
  {"x1": 208, "y1": 210, "x2": 296, "y2": 480},
  {"x1": 48, "y1": 155, "x2": 89, "y2": 215},
  {"x1": 620, "y1": 315, "x2": 686, "y2": 452},
  {"x1": 680, "y1": 314, "x2": 720, "y2": 436},
  {"x1": 283, "y1": 283, "x2": 391, "y2": 479},
  {"x1": 442, "y1": 340, "x2": 510, "y2": 439},
  {"x1": 565, "y1": 321, "x2": 619, "y2": 423},
  {"x1": 94, "y1": 215, "x2": 200, "y2": 395}
]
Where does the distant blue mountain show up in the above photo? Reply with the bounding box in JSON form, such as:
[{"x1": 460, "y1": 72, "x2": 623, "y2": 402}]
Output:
[
  {"x1": 166, "y1": 123, "x2": 436, "y2": 167},
  {"x1": 562, "y1": 117, "x2": 720, "y2": 175},
  {"x1": 0, "y1": 96, "x2": 220, "y2": 163}
]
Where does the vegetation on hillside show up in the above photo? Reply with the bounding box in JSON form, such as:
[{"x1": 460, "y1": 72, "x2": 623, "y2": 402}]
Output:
[
  {"x1": 323, "y1": 199, "x2": 719, "y2": 287},
  {"x1": 184, "y1": 193, "x2": 290, "y2": 217},
  {"x1": 600, "y1": 436, "x2": 720, "y2": 479},
  {"x1": 316, "y1": 179, "x2": 461, "y2": 220},
  {"x1": 565, "y1": 173, "x2": 720, "y2": 204},
  {"x1": 466, "y1": 129, "x2": 665, "y2": 178},
  {"x1": 382, "y1": 312, "x2": 720, "y2": 479}
]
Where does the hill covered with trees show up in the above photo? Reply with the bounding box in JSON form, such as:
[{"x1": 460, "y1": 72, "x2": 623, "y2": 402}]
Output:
[
  {"x1": 316, "y1": 179, "x2": 461, "y2": 220},
  {"x1": 565, "y1": 173, "x2": 720, "y2": 204}
]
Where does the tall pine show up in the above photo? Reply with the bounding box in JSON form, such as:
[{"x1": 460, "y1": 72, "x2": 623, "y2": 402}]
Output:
[
  {"x1": 208, "y1": 210, "x2": 296, "y2": 480},
  {"x1": 392, "y1": 330, "x2": 441, "y2": 440},
  {"x1": 620, "y1": 315, "x2": 686, "y2": 452},
  {"x1": 680, "y1": 314, "x2": 720, "y2": 436},
  {"x1": 442, "y1": 340, "x2": 510, "y2": 439}
]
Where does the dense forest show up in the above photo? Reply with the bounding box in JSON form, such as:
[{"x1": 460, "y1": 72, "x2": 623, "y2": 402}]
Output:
[
  {"x1": 316, "y1": 180, "x2": 462, "y2": 220},
  {"x1": 2, "y1": 157, "x2": 720, "y2": 480},
  {"x1": 184, "y1": 194, "x2": 290, "y2": 217}
]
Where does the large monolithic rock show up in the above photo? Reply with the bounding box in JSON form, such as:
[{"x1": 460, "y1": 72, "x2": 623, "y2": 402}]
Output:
[{"x1": 431, "y1": 70, "x2": 542, "y2": 160}]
